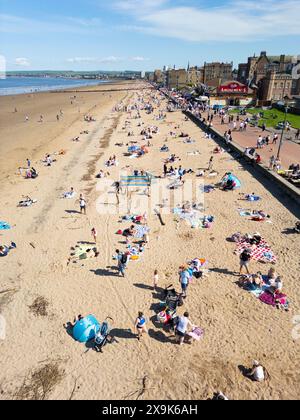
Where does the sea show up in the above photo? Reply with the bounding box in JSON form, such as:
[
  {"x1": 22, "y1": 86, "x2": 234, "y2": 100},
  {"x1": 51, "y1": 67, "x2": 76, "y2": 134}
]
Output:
[{"x1": 0, "y1": 77, "x2": 110, "y2": 96}]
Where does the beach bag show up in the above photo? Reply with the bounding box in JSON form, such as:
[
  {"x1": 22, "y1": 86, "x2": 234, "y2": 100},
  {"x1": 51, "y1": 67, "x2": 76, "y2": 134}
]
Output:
[
  {"x1": 231, "y1": 232, "x2": 242, "y2": 242},
  {"x1": 121, "y1": 254, "x2": 128, "y2": 264}
]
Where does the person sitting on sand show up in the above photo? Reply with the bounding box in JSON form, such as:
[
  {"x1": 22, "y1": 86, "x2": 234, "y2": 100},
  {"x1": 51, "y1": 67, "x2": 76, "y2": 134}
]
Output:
[
  {"x1": 18, "y1": 196, "x2": 36, "y2": 207},
  {"x1": 0, "y1": 245, "x2": 9, "y2": 257},
  {"x1": 123, "y1": 225, "x2": 136, "y2": 244},
  {"x1": 96, "y1": 169, "x2": 105, "y2": 179},
  {"x1": 239, "y1": 273, "x2": 262, "y2": 290},
  {"x1": 26, "y1": 167, "x2": 38, "y2": 179},
  {"x1": 62, "y1": 187, "x2": 76, "y2": 199},
  {"x1": 211, "y1": 391, "x2": 229, "y2": 401},
  {"x1": 294, "y1": 221, "x2": 300, "y2": 233},
  {"x1": 0, "y1": 242, "x2": 16, "y2": 257},
  {"x1": 246, "y1": 361, "x2": 268, "y2": 382},
  {"x1": 267, "y1": 267, "x2": 277, "y2": 282},
  {"x1": 63, "y1": 314, "x2": 84, "y2": 330},
  {"x1": 270, "y1": 276, "x2": 283, "y2": 293}
]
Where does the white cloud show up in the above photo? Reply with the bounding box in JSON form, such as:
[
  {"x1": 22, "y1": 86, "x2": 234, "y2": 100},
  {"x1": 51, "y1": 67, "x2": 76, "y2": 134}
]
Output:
[
  {"x1": 67, "y1": 57, "x2": 98, "y2": 63},
  {"x1": 115, "y1": 0, "x2": 300, "y2": 42},
  {"x1": 99, "y1": 56, "x2": 123, "y2": 63},
  {"x1": 131, "y1": 56, "x2": 150, "y2": 62},
  {"x1": 15, "y1": 57, "x2": 30, "y2": 67}
]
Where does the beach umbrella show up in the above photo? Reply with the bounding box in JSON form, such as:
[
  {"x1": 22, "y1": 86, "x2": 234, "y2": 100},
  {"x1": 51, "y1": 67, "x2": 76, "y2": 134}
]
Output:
[{"x1": 73, "y1": 315, "x2": 100, "y2": 343}]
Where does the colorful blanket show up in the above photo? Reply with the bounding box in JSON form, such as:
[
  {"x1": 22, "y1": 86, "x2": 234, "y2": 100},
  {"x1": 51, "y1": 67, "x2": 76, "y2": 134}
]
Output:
[
  {"x1": 259, "y1": 291, "x2": 288, "y2": 307},
  {"x1": 135, "y1": 225, "x2": 150, "y2": 239},
  {"x1": 236, "y1": 238, "x2": 277, "y2": 263}
]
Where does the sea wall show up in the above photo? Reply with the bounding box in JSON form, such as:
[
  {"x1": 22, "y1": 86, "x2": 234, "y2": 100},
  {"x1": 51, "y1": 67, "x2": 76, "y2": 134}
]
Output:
[{"x1": 184, "y1": 110, "x2": 300, "y2": 206}]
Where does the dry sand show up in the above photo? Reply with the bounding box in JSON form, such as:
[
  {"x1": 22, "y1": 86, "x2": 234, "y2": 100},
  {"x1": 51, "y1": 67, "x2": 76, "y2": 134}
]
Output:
[{"x1": 0, "y1": 81, "x2": 299, "y2": 401}]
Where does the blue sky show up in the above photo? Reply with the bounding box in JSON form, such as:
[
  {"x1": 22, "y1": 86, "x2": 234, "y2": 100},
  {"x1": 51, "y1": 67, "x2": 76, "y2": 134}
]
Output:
[{"x1": 0, "y1": 0, "x2": 300, "y2": 71}]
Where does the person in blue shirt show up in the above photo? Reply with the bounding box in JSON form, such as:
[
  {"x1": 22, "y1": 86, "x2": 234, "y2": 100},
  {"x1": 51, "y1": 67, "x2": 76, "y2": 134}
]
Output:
[
  {"x1": 134, "y1": 312, "x2": 148, "y2": 341},
  {"x1": 179, "y1": 268, "x2": 190, "y2": 297}
]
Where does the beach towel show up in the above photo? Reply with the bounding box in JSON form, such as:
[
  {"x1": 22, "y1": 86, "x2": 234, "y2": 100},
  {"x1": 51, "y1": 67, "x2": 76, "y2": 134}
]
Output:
[
  {"x1": 239, "y1": 210, "x2": 252, "y2": 217},
  {"x1": 259, "y1": 291, "x2": 288, "y2": 307},
  {"x1": 135, "y1": 225, "x2": 150, "y2": 239},
  {"x1": 203, "y1": 185, "x2": 215, "y2": 193},
  {"x1": 236, "y1": 238, "x2": 277, "y2": 263},
  {"x1": 0, "y1": 222, "x2": 11, "y2": 230},
  {"x1": 73, "y1": 244, "x2": 97, "y2": 260},
  {"x1": 246, "y1": 195, "x2": 261, "y2": 202},
  {"x1": 173, "y1": 207, "x2": 202, "y2": 229},
  {"x1": 246, "y1": 284, "x2": 270, "y2": 298},
  {"x1": 187, "y1": 327, "x2": 204, "y2": 341}
]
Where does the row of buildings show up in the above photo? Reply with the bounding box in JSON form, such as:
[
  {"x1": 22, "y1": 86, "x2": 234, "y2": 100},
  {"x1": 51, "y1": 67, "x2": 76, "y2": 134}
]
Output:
[{"x1": 146, "y1": 52, "x2": 300, "y2": 107}]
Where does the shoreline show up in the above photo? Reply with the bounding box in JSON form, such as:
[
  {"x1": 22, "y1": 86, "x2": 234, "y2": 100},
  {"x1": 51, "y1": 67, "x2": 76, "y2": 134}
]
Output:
[{"x1": 0, "y1": 79, "x2": 127, "y2": 99}]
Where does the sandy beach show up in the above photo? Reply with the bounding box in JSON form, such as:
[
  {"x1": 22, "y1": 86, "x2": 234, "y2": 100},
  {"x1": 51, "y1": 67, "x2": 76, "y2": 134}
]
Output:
[{"x1": 0, "y1": 81, "x2": 299, "y2": 401}]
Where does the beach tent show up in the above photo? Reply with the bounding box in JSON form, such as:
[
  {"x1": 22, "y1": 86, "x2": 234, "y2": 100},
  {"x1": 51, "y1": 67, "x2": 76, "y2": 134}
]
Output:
[
  {"x1": 221, "y1": 173, "x2": 241, "y2": 190},
  {"x1": 73, "y1": 315, "x2": 100, "y2": 343},
  {"x1": 230, "y1": 174, "x2": 241, "y2": 189},
  {"x1": 232, "y1": 175, "x2": 241, "y2": 189}
]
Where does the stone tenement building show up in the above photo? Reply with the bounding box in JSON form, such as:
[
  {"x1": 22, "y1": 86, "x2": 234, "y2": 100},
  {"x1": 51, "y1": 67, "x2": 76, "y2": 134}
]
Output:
[
  {"x1": 238, "y1": 51, "x2": 300, "y2": 86},
  {"x1": 203, "y1": 62, "x2": 233, "y2": 87},
  {"x1": 153, "y1": 69, "x2": 165, "y2": 85},
  {"x1": 164, "y1": 67, "x2": 204, "y2": 89},
  {"x1": 258, "y1": 71, "x2": 293, "y2": 103}
]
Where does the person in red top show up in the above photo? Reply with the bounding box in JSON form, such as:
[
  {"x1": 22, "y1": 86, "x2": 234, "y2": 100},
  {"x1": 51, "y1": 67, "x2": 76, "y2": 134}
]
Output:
[{"x1": 255, "y1": 154, "x2": 262, "y2": 164}]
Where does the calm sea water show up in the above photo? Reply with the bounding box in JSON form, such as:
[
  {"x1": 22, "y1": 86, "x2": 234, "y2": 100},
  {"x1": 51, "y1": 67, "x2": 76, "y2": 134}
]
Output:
[{"x1": 0, "y1": 77, "x2": 110, "y2": 96}]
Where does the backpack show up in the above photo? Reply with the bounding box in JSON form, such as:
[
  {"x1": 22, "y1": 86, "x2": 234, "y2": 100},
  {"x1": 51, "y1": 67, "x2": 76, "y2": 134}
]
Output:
[{"x1": 121, "y1": 253, "x2": 128, "y2": 265}]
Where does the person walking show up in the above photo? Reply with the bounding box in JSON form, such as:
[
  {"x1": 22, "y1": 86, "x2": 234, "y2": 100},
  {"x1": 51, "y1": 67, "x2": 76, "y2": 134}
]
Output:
[
  {"x1": 239, "y1": 249, "x2": 251, "y2": 275},
  {"x1": 153, "y1": 269, "x2": 159, "y2": 290},
  {"x1": 179, "y1": 267, "x2": 190, "y2": 297},
  {"x1": 175, "y1": 312, "x2": 195, "y2": 345},
  {"x1": 134, "y1": 312, "x2": 148, "y2": 341},
  {"x1": 208, "y1": 156, "x2": 214, "y2": 172},
  {"x1": 295, "y1": 129, "x2": 300, "y2": 140},
  {"x1": 79, "y1": 194, "x2": 86, "y2": 215},
  {"x1": 91, "y1": 228, "x2": 97, "y2": 244},
  {"x1": 269, "y1": 155, "x2": 275, "y2": 170},
  {"x1": 115, "y1": 249, "x2": 128, "y2": 277},
  {"x1": 114, "y1": 181, "x2": 120, "y2": 205}
]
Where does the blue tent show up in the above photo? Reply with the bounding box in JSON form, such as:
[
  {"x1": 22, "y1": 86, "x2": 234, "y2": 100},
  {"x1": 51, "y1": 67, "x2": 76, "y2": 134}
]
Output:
[
  {"x1": 222, "y1": 173, "x2": 241, "y2": 190},
  {"x1": 73, "y1": 315, "x2": 100, "y2": 343},
  {"x1": 230, "y1": 174, "x2": 241, "y2": 189}
]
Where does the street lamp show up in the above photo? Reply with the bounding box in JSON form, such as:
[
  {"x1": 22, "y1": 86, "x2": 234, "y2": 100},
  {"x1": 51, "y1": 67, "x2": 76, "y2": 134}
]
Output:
[{"x1": 276, "y1": 104, "x2": 289, "y2": 160}]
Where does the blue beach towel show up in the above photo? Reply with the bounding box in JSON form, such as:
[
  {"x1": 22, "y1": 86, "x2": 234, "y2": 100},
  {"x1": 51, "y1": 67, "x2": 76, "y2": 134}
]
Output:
[{"x1": 0, "y1": 221, "x2": 11, "y2": 230}]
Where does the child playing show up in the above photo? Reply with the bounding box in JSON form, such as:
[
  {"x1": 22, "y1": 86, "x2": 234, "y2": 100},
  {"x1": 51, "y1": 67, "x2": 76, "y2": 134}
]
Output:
[{"x1": 91, "y1": 228, "x2": 97, "y2": 244}]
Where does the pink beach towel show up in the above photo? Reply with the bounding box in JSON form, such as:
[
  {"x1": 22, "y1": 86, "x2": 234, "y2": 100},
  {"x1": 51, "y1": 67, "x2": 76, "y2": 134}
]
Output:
[
  {"x1": 236, "y1": 238, "x2": 277, "y2": 263},
  {"x1": 187, "y1": 327, "x2": 204, "y2": 341}
]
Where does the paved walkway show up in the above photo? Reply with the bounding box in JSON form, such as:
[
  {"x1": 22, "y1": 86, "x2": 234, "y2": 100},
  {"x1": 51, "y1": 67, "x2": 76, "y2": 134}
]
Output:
[{"x1": 211, "y1": 114, "x2": 300, "y2": 169}]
